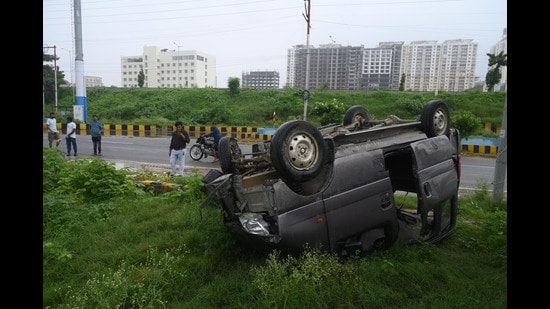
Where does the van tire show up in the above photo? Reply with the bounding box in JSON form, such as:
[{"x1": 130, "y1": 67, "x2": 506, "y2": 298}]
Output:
[{"x1": 270, "y1": 120, "x2": 327, "y2": 182}]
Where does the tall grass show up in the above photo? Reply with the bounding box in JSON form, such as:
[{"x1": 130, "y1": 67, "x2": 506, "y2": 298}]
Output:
[{"x1": 43, "y1": 148, "x2": 507, "y2": 308}]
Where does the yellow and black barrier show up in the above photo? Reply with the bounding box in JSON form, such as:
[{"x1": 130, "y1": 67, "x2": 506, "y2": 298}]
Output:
[
  {"x1": 43, "y1": 123, "x2": 274, "y2": 141},
  {"x1": 461, "y1": 144, "x2": 498, "y2": 155},
  {"x1": 43, "y1": 123, "x2": 499, "y2": 154}
]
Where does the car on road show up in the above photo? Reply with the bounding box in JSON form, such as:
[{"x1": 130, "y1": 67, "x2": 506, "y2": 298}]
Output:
[{"x1": 200, "y1": 100, "x2": 461, "y2": 257}]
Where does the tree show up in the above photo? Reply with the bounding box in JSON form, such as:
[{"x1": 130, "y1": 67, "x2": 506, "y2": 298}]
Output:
[
  {"x1": 228, "y1": 77, "x2": 240, "y2": 95},
  {"x1": 399, "y1": 73, "x2": 406, "y2": 91},
  {"x1": 485, "y1": 51, "x2": 507, "y2": 92},
  {"x1": 43, "y1": 51, "x2": 66, "y2": 105},
  {"x1": 138, "y1": 68, "x2": 145, "y2": 88}
]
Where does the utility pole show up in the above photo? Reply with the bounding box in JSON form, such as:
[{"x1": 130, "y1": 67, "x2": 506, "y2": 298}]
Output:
[
  {"x1": 173, "y1": 42, "x2": 183, "y2": 88},
  {"x1": 61, "y1": 47, "x2": 75, "y2": 104},
  {"x1": 492, "y1": 91, "x2": 507, "y2": 201},
  {"x1": 302, "y1": 0, "x2": 311, "y2": 121},
  {"x1": 43, "y1": 45, "x2": 59, "y2": 113}
]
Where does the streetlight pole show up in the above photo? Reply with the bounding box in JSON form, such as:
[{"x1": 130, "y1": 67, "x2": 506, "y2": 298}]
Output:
[
  {"x1": 173, "y1": 42, "x2": 183, "y2": 88},
  {"x1": 43, "y1": 44, "x2": 59, "y2": 113},
  {"x1": 61, "y1": 47, "x2": 75, "y2": 104},
  {"x1": 302, "y1": 0, "x2": 311, "y2": 120}
]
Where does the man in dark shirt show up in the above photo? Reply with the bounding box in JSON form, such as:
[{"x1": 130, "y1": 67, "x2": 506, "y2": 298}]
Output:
[
  {"x1": 204, "y1": 123, "x2": 222, "y2": 162},
  {"x1": 169, "y1": 121, "x2": 190, "y2": 176}
]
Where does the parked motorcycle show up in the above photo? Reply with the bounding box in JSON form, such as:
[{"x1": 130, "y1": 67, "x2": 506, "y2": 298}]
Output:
[{"x1": 189, "y1": 135, "x2": 217, "y2": 161}]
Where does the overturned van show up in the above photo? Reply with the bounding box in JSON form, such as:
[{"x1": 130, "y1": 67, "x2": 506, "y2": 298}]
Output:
[{"x1": 200, "y1": 100, "x2": 461, "y2": 257}]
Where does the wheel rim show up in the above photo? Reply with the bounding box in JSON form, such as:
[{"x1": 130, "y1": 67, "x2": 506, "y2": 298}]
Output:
[
  {"x1": 287, "y1": 132, "x2": 318, "y2": 170},
  {"x1": 432, "y1": 108, "x2": 448, "y2": 135},
  {"x1": 191, "y1": 146, "x2": 202, "y2": 159}
]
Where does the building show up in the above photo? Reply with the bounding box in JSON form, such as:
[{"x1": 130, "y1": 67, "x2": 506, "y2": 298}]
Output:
[
  {"x1": 287, "y1": 39, "x2": 478, "y2": 93},
  {"x1": 85, "y1": 76, "x2": 103, "y2": 87},
  {"x1": 361, "y1": 42, "x2": 404, "y2": 91},
  {"x1": 241, "y1": 71, "x2": 280, "y2": 89},
  {"x1": 121, "y1": 46, "x2": 216, "y2": 88},
  {"x1": 288, "y1": 43, "x2": 364, "y2": 91},
  {"x1": 487, "y1": 28, "x2": 507, "y2": 92}
]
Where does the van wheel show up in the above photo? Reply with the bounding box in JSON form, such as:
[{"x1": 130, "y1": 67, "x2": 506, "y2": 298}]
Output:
[
  {"x1": 343, "y1": 105, "x2": 370, "y2": 129},
  {"x1": 420, "y1": 100, "x2": 450, "y2": 137},
  {"x1": 270, "y1": 120, "x2": 327, "y2": 182},
  {"x1": 219, "y1": 136, "x2": 241, "y2": 174}
]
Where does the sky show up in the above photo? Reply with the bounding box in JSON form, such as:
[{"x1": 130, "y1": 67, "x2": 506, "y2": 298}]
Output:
[{"x1": 43, "y1": 0, "x2": 507, "y2": 88}]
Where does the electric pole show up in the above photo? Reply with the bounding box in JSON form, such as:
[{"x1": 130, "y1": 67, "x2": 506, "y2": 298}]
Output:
[
  {"x1": 492, "y1": 92, "x2": 507, "y2": 201},
  {"x1": 302, "y1": 0, "x2": 311, "y2": 121}
]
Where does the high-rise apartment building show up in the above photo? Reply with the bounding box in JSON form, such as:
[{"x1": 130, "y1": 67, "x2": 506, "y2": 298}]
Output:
[
  {"x1": 288, "y1": 39, "x2": 477, "y2": 93},
  {"x1": 488, "y1": 28, "x2": 507, "y2": 92},
  {"x1": 121, "y1": 46, "x2": 216, "y2": 88},
  {"x1": 242, "y1": 71, "x2": 280, "y2": 89},
  {"x1": 438, "y1": 39, "x2": 477, "y2": 92},
  {"x1": 287, "y1": 43, "x2": 364, "y2": 91},
  {"x1": 361, "y1": 42, "x2": 404, "y2": 91},
  {"x1": 399, "y1": 39, "x2": 477, "y2": 92}
]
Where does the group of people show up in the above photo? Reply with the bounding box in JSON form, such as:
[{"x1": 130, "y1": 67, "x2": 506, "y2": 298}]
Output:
[
  {"x1": 47, "y1": 113, "x2": 221, "y2": 177},
  {"x1": 46, "y1": 112, "x2": 104, "y2": 157}
]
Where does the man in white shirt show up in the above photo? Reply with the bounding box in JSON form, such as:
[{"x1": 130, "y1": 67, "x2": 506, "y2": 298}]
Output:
[
  {"x1": 46, "y1": 112, "x2": 61, "y2": 148},
  {"x1": 65, "y1": 116, "x2": 77, "y2": 157}
]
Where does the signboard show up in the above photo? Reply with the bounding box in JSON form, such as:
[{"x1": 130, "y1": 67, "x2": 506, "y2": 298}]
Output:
[{"x1": 73, "y1": 105, "x2": 84, "y2": 122}]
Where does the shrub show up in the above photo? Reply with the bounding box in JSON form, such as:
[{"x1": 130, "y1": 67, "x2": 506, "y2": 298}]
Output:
[{"x1": 452, "y1": 111, "x2": 482, "y2": 137}]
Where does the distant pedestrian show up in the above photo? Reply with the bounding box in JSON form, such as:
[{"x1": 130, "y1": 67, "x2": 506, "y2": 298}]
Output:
[
  {"x1": 65, "y1": 116, "x2": 78, "y2": 157},
  {"x1": 90, "y1": 114, "x2": 104, "y2": 156},
  {"x1": 46, "y1": 112, "x2": 61, "y2": 148},
  {"x1": 169, "y1": 121, "x2": 190, "y2": 176}
]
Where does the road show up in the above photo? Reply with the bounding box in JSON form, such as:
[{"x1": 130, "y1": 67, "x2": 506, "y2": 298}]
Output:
[{"x1": 43, "y1": 134, "x2": 506, "y2": 192}]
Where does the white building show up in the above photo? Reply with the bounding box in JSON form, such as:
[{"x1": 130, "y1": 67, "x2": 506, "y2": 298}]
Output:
[
  {"x1": 488, "y1": 28, "x2": 507, "y2": 92},
  {"x1": 85, "y1": 76, "x2": 103, "y2": 87},
  {"x1": 401, "y1": 39, "x2": 477, "y2": 92},
  {"x1": 121, "y1": 46, "x2": 216, "y2": 88}
]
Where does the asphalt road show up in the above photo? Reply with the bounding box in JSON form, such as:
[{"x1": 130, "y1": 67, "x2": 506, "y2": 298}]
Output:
[{"x1": 43, "y1": 134, "x2": 507, "y2": 192}]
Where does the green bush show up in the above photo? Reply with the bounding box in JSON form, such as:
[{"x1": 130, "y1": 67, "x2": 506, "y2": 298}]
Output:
[
  {"x1": 311, "y1": 99, "x2": 346, "y2": 125},
  {"x1": 452, "y1": 111, "x2": 482, "y2": 137}
]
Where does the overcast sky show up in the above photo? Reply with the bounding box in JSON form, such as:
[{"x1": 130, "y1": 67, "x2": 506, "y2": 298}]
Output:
[{"x1": 43, "y1": 0, "x2": 507, "y2": 88}]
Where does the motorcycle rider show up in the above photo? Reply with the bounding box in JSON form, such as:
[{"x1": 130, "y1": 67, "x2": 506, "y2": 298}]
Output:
[{"x1": 204, "y1": 123, "x2": 221, "y2": 162}]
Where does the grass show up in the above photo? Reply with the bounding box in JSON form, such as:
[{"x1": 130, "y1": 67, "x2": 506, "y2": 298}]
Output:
[{"x1": 42, "y1": 149, "x2": 507, "y2": 308}]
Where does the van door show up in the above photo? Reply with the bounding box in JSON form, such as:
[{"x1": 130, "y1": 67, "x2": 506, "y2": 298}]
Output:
[{"x1": 410, "y1": 135, "x2": 459, "y2": 240}]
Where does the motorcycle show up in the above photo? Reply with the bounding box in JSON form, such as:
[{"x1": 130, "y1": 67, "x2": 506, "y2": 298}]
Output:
[{"x1": 189, "y1": 135, "x2": 217, "y2": 161}]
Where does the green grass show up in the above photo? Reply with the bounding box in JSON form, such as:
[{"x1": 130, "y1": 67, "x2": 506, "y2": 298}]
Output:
[
  {"x1": 49, "y1": 87, "x2": 505, "y2": 134},
  {"x1": 43, "y1": 148, "x2": 507, "y2": 308}
]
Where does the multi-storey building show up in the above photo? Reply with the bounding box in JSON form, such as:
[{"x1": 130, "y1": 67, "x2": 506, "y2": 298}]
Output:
[
  {"x1": 361, "y1": 42, "x2": 404, "y2": 91},
  {"x1": 288, "y1": 39, "x2": 477, "y2": 93},
  {"x1": 488, "y1": 28, "x2": 507, "y2": 92},
  {"x1": 398, "y1": 39, "x2": 477, "y2": 92},
  {"x1": 287, "y1": 43, "x2": 364, "y2": 91},
  {"x1": 241, "y1": 71, "x2": 280, "y2": 89},
  {"x1": 121, "y1": 46, "x2": 216, "y2": 88},
  {"x1": 85, "y1": 76, "x2": 103, "y2": 87},
  {"x1": 400, "y1": 40, "x2": 441, "y2": 92}
]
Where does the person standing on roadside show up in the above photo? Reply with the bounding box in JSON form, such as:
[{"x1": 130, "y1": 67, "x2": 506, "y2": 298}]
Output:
[
  {"x1": 169, "y1": 121, "x2": 190, "y2": 176},
  {"x1": 204, "y1": 123, "x2": 222, "y2": 162},
  {"x1": 65, "y1": 116, "x2": 78, "y2": 157},
  {"x1": 90, "y1": 114, "x2": 104, "y2": 156},
  {"x1": 46, "y1": 112, "x2": 61, "y2": 148}
]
